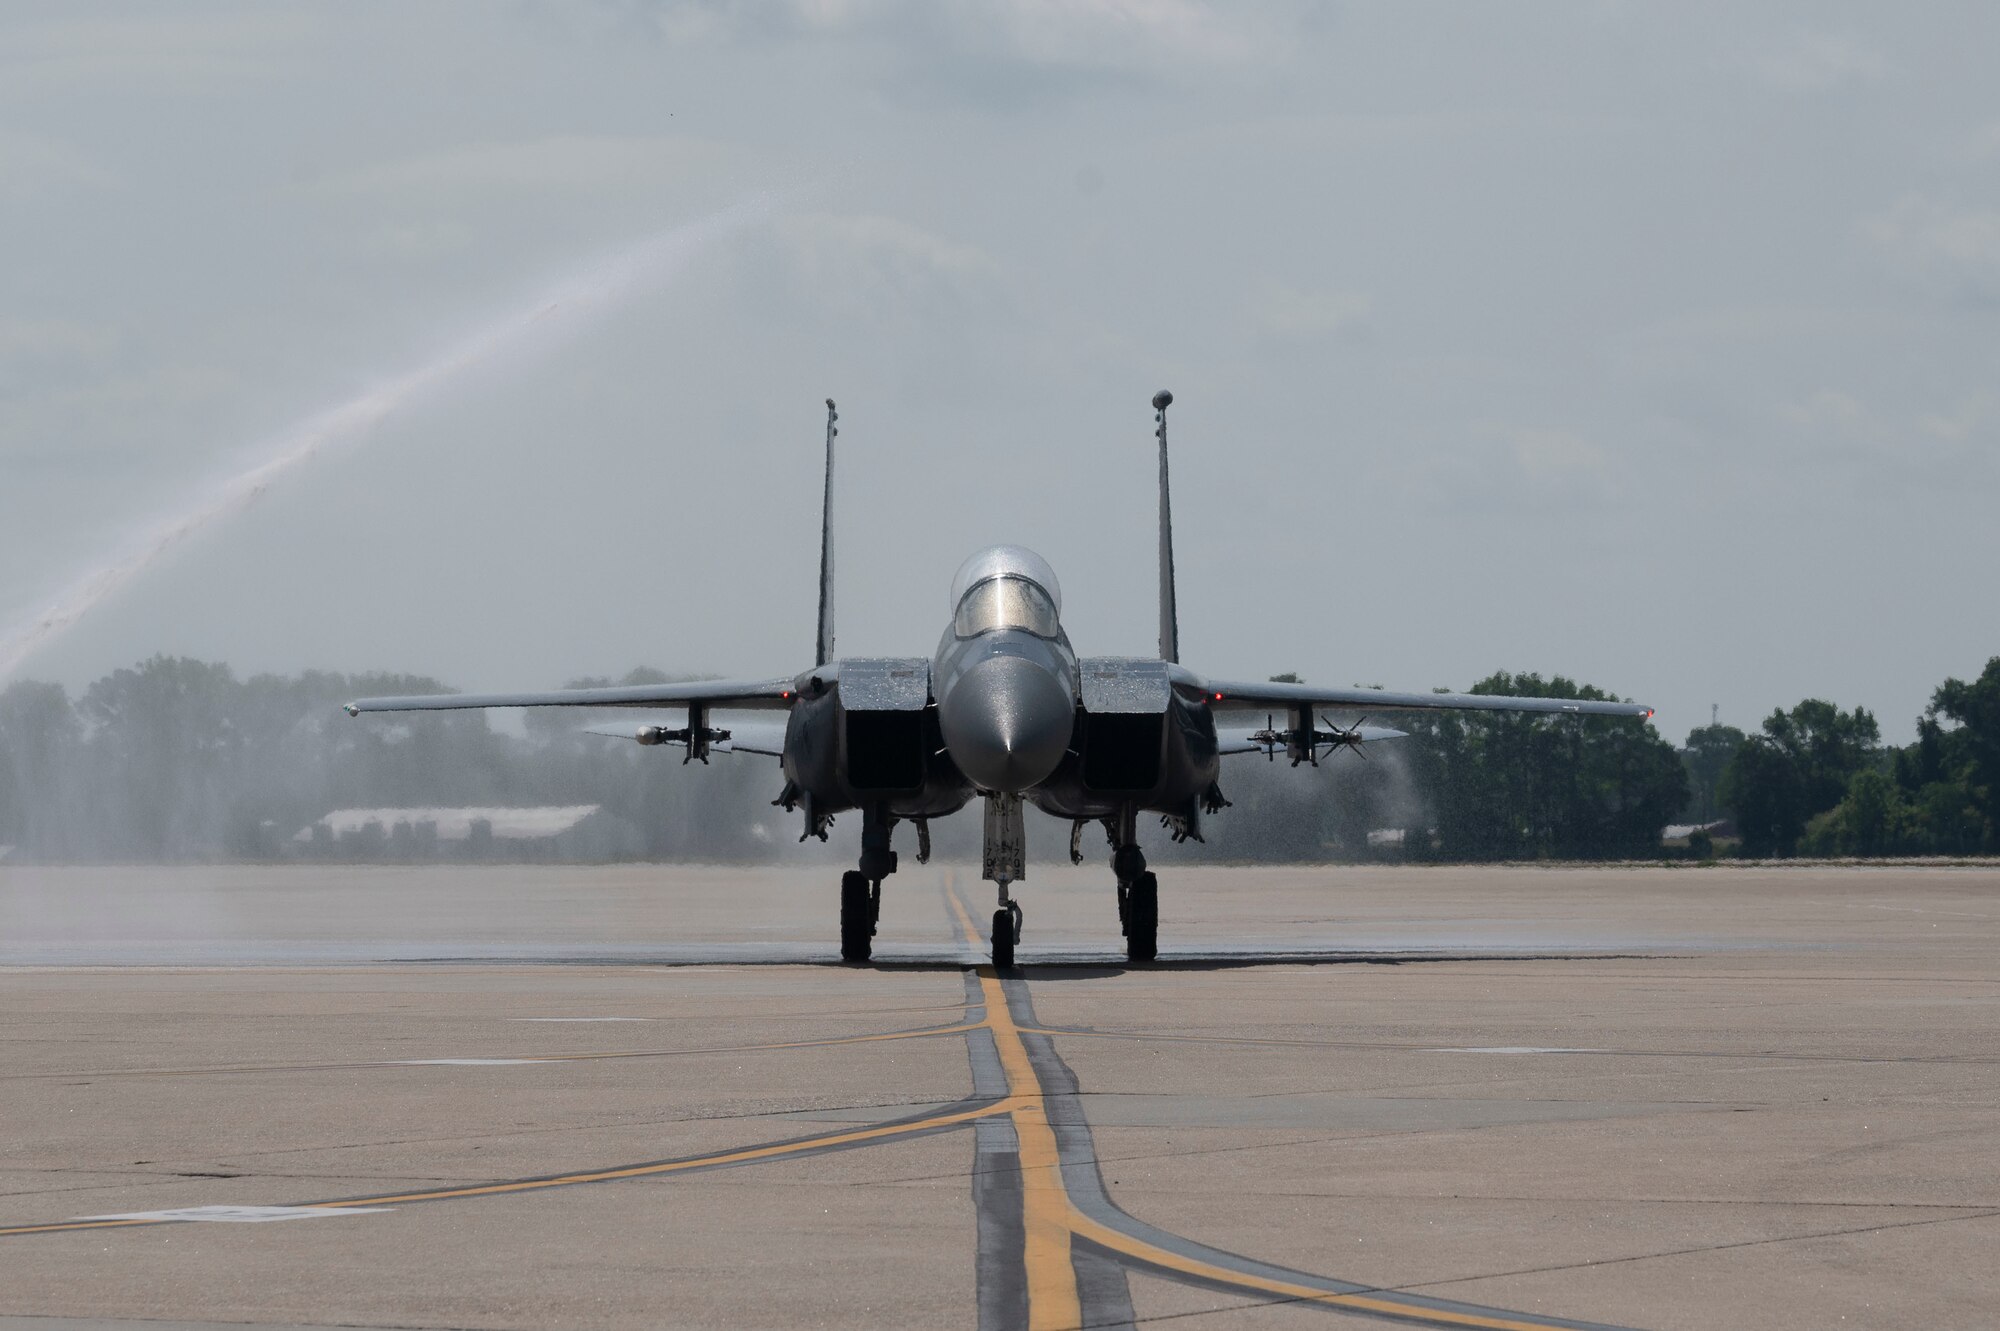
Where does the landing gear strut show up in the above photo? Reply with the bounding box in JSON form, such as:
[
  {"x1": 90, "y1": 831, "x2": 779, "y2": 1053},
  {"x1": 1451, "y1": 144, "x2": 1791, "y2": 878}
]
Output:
[
  {"x1": 983, "y1": 794, "x2": 1026, "y2": 969},
  {"x1": 1111, "y1": 806, "x2": 1157, "y2": 964},
  {"x1": 841, "y1": 804, "x2": 896, "y2": 963}
]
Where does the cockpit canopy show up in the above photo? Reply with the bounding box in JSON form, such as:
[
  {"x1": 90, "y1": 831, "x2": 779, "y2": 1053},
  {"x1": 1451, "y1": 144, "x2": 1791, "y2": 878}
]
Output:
[
  {"x1": 949, "y1": 545, "x2": 1063, "y2": 640},
  {"x1": 955, "y1": 577, "x2": 1060, "y2": 639}
]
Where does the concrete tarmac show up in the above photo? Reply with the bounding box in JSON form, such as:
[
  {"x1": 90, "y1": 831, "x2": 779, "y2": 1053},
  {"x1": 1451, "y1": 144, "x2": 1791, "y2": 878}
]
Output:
[{"x1": 0, "y1": 862, "x2": 1995, "y2": 1329}]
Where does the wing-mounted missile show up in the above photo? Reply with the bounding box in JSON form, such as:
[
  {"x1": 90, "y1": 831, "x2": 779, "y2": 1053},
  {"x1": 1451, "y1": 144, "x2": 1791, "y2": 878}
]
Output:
[
  {"x1": 1246, "y1": 710, "x2": 1408, "y2": 766},
  {"x1": 581, "y1": 709, "x2": 732, "y2": 761},
  {"x1": 582, "y1": 710, "x2": 791, "y2": 761}
]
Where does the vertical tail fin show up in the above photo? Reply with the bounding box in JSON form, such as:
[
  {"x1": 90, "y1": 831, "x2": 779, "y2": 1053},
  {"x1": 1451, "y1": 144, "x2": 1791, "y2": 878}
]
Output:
[
  {"x1": 1152, "y1": 389, "x2": 1179, "y2": 664},
  {"x1": 815, "y1": 399, "x2": 837, "y2": 667}
]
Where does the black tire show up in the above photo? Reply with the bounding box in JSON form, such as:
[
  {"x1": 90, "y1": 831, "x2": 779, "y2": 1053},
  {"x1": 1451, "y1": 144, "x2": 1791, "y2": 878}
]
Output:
[
  {"x1": 840, "y1": 871, "x2": 872, "y2": 963},
  {"x1": 1125, "y1": 871, "x2": 1158, "y2": 963},
  {"x1": 991, "y1": 907, "x2": 1015, "y2": 970}
]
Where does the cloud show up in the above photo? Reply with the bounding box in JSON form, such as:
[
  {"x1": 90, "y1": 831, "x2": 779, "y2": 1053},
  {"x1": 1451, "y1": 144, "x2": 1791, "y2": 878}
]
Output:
[
  {"x1": 1746, "y1": 31, "x2": 1893, "y2": 92},
  {"x1": 774, "y1": 212, "x2": 1005, "y2": 314},
  {"x1": 308, "y1": 135, "x2": 728, "y2": 200},
  {"x1": 1254, "y1": 285, "x2": 1370, "y2": 339},
  {"x1": 1509, "y1": 427, "x2": 1608, "y2": 480},
  {"x1": 0, "y1": 131, "x2": 115, "y2": 202},
  {"x1": 1863, "y1": 196, "x2": 2000, "y2": 300},
  {"x1": 1918, "y1": 393, "x2": 1995, "y2": 444},
  {"x1": 1773, "y1": 388, "x2": 1995, "y2": 487},
  {"x1": 943, "y1": 0, "x2": 1278, "y2": 70},
  {"x1": 0, "y1": 317, "x2": 120, "y2": 366},
  {"x1": 1780, "y1": 390, "x2": 1864, "y2": 432},
  {"x1": 1398, "y1": 425, "x2": 1627, "y2": 517},
  {"x1": 613, "y1": 0, "x2": 1310, "y2": 86},
  {"x1": 0, "y1": 10, "x2": 315, "y2": 93}
]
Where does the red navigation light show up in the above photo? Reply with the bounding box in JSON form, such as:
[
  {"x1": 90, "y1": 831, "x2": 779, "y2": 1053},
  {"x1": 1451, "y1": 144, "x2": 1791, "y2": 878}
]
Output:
[{"x1": 1213, "y1": 692, "x2": 1224, "y2": 701}]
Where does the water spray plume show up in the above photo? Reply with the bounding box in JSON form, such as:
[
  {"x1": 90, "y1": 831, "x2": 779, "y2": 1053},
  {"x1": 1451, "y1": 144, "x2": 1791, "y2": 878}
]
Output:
[{"x1": 0, "y1": 196, "x2": 774, "y2": 684}]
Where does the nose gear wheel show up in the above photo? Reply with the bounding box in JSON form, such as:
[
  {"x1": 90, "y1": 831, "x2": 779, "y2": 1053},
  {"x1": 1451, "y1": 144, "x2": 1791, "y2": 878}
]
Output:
[{"x1": 990, "y1": 907, "x2": 1016, "y2": 969}]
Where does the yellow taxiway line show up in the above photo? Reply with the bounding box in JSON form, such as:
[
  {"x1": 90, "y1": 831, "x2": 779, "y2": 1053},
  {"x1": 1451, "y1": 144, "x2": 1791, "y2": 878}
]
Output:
[
  {"x1": 979, "y1": 969, "x2": 1085, "y2": 1331},
  {"x1": 0, "y1": 1102, "x2": 995, "y2": 1238},
  {"x1": 1066, "y1": 1206, "x2": 1594, "y2": 1331},
  {"x1": 945, "y1": 884, "x2": 1608, "y2": 1331}
]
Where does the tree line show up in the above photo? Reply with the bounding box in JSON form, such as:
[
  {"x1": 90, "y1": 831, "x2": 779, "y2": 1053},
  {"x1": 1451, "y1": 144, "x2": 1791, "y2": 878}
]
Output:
[
  {"x1": 0, "y1": 654, "x2": 1992, "y2": 864},
  {"x1": 1678, "y1": 658, "x2": 1999, "y2": 858},
  {"x1": 0, "y1": 658, "x2": 778, "y2": 863}
]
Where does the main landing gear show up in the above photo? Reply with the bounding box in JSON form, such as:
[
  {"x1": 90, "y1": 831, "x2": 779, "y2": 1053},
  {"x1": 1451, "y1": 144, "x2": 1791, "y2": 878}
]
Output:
[
  {"x1": 840, "y1": 804, "x2": 900, "y2": 964},
  {"x1": 1111, "y1": 808, "x2": 1157, "y2": 964}
]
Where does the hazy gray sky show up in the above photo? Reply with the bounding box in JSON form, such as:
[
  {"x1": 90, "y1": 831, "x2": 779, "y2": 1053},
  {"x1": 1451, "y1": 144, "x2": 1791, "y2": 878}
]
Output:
[{"x1": 3, "y1": 1, "x2": 1995, "y2": 743}]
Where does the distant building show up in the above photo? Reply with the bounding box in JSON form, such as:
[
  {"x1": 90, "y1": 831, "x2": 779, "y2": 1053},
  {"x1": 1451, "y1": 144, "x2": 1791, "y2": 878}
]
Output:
[{"x1": 291, "y1": 806, "x2": 643, "y2": 862}]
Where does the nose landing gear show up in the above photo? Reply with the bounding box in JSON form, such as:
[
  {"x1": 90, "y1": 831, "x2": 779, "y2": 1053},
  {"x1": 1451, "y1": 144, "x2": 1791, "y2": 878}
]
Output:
[{"x1": 983, "y1": 793, "x2": 1026, "y2": 969}]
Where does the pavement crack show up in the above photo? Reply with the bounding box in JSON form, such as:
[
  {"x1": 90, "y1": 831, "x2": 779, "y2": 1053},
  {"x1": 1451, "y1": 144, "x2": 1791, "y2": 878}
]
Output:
[{"x1": 1389, "y1": 1208, "x2": 2000, "y2": 1292}]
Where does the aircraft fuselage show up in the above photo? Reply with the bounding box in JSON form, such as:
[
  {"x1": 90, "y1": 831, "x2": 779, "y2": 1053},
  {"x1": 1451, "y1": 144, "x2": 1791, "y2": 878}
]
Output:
[{"x1": 778, "y1": 544, "x2": 1222, "y2": 850}]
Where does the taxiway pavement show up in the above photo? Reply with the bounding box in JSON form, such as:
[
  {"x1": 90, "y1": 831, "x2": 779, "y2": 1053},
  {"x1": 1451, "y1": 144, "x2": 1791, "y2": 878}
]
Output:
[{"x1": 1, "y1": 862, "x2": 1995, "y2": 1329}]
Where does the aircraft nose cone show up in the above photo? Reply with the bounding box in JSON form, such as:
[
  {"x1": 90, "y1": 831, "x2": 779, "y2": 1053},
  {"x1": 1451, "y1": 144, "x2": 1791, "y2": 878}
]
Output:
[{"x1": 939, "y1": 655, "x2": 1073, "y2": 794}]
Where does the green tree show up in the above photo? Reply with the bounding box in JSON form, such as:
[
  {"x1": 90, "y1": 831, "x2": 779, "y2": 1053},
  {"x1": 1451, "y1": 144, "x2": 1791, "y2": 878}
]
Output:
[
  {"x1": 78, "y1": 656, "x2": 245, "y2": 859},
  {"x1": 0, "y1": 681, "x2": 83, "y2": 858},
  {"x1": 1680, "y1": 723, "x2": 1746, "y2": 823},
  {"x1": 1802, "y1": 768, "x2": 1914, "y2": 857},
  {"x1": 1721, "y1": 699, "x2": 1878, "y2": 857},
  {"x1": 1400, "y1": 673, "x2": 1685, "y2": 860},
  {"x1": 1929, "y1": 657, "x2": 2000, "y2": 851},
  {"x1": 1719, "y1": 737, "x2": 1803, "y2": 857}
]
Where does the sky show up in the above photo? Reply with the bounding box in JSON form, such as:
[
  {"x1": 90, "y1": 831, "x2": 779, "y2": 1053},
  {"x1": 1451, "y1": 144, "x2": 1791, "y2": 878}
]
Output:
[{"x1": 2, "y1": 1, "x2": 1996, "y2": 744}]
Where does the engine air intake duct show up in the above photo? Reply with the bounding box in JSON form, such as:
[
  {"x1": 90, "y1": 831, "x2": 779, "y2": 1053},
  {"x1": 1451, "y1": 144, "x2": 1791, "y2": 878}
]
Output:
[
  {"x1": 835, "y1": 658, "x2": 933, "y2": 793},
  {"x1": 845, "y1": 710, "x2": 926, "y2": 791},
  {"x1": 1081, "y1": 712, "x2": 1164, "y2": 791}
]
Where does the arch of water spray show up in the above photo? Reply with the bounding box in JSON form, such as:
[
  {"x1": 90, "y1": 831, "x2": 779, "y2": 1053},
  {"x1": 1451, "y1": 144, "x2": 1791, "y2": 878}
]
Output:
[{"x1": 0, "y1": 196, "x2": 773, "y2": 683}]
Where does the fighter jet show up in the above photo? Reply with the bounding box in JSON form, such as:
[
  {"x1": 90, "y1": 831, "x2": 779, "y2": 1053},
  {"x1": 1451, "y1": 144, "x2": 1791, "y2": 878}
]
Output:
[{"x1": 346, "y1": 393, "x2": 1653, "y2": 966}]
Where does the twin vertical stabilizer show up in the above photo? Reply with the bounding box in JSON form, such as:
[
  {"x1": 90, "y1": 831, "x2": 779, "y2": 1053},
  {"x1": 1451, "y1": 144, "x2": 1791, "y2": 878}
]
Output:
[
  {"x1": 1152, "y1": 390, "x2": 1180, "y2": 665},
  {"x1": 814, "y1": 391, "x2": 1180, "y2": 670},
  {"x1": 815, "y1": 399, "x2": 837, "y2": 667}
]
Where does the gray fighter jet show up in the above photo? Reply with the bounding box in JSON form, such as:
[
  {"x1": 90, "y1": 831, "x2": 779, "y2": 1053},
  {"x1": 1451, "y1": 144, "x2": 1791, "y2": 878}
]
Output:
[{"x1": 347, "y1": 392, "x2": 1653, "y2": 966}]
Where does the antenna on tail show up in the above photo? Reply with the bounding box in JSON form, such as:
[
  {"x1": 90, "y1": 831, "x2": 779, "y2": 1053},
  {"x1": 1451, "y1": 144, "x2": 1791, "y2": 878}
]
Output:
[
  {"x1": 1153, "y1": 389, "x2": 1179, "y2": 664},
  {"x1": 815, "y1": 399, "x2": 837, "y2": 667}
]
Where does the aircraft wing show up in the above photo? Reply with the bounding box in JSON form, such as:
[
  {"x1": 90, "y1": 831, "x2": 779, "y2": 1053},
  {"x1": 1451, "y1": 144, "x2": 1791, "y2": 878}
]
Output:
[
  {"x1": 344, "y1": 677, "x2": 798, "y2": 717},
  {"x1": 580, "y1": 717, "x2": 789, "y2": 756},
  {"x1": 1199, "y1": 677, "x2": 1653, "y2": 720}
]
